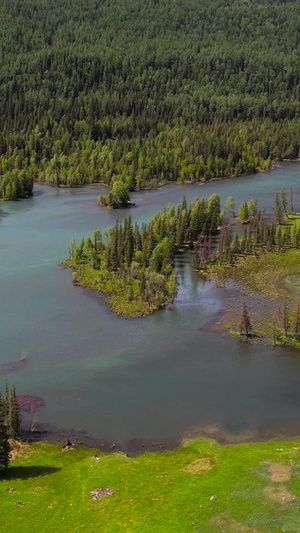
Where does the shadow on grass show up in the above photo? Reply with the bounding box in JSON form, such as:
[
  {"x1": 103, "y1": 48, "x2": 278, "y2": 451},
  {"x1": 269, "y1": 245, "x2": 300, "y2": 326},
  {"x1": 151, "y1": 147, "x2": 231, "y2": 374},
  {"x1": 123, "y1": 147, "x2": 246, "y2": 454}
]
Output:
[{"x1": 1, "y1": 466, "x2": 61, "y2": 480}]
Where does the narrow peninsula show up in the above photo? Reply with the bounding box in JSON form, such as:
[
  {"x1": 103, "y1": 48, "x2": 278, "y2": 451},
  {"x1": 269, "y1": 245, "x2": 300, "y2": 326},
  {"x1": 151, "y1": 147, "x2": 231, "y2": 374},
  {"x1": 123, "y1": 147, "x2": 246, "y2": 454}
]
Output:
[{"x1": 64, "y1": 194, "x2": 222, "y2": 317}]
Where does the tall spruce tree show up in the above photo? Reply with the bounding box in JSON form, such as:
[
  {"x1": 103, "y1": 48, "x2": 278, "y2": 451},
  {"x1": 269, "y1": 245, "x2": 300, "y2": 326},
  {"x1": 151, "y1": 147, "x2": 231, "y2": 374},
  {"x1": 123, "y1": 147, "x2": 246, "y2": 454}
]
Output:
[
  {"x1": 0, "y1": 383, "x2": 9, "y2": 426},
  {"x1": 239, "y1": 302, "x2": 252, "y2": 338},
  {"x1": 238, "y1": 202, "x2": 249, "y2": 224},
  {"x1": 7, "y1": 385, "x2": 20, "y2": 439},
  {"x1": 281, "y1": 189, "x2": 288, "y2": 215},
  {"x1": 225, "y1": 196, "x2": 235, "y2": 218},
  {"x1": 0, "y1": 395, "x2": 9, "y2": 470},
  {"x1": 282, "y1": 297, "x2": 289, "y2": 338},
  {"x1": 273, "y1": 193, "x2": 284, "y2": 224},
  {"x1": 292, "y1": 300, "x2": 300, "y2": 339}
]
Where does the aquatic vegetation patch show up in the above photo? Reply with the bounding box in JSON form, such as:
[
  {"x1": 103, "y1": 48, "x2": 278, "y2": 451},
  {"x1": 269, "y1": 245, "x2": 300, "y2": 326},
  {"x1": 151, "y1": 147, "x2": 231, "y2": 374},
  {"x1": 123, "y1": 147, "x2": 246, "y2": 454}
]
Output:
[
  {"x1": 17, "y1": 395, "x2": 45, "y2": 414},
  {"x1": 208, "y1": 250, "x2": 300, "y2": 345}
]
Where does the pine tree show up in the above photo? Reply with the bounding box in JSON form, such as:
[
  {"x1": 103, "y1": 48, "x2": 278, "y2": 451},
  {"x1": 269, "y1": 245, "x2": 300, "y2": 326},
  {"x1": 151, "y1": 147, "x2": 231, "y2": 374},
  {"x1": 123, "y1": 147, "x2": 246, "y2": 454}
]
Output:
[
  {"x1": 231, "y1": 232, "x2": 240, "y2": 256},
  {"x1": 282, "y1": 297, "x2": 289, "y2": 338},
  {"x1": 277, "y1": 225, "x2": 283, "y2": 250},
  {"x1": 127, "y1": 285, "x2": 134, "y2": 302},
  {"x1": 290, "y1": 187, "x2": 294, "y2": 213},
  {"x1": 0, "y1": 383, "x2": 9, "y2": 426},
  {"x1": 273, "y1": 192, "x2": 283, "y2": 224},
  {"x1": 0, "y1": 409, "x2": 9, "y2": 470},
  {"x1": 140, "y1": 270, "x2": 146, "y2": 298},
  {"x1": 273, "y1": 317, "x2": 277, "y2": 346},
  {"x1": 69, "y1": 238, "x2": 76, "y2": 259},
  {"x1": 125, "y1": 217, "x2": 134, "y2": 266},
  {"x1": 292, "y1": 300, "x2": 300, "y2": 339},
  {"x1": 238, "y1": 202, "x2": 249, "y2": 223},
  {"x1": 278, "y1": 304, "x2": 283, "y2": 331},
  {"x1": 7, "y1": 385, "x2": 20, "y2": 439},
  {"x1": 281, "y1": 189, "x2": 288, "y2": 215},
  {"x1": 247, "y1": 199, "x2": 258, "y2": 219},
  {"x1": 225, "y1": 196, "x2": 235, "y2": 217},
  {"x1": 239, "y1": 302, "x2": 252, "y2": 338}
]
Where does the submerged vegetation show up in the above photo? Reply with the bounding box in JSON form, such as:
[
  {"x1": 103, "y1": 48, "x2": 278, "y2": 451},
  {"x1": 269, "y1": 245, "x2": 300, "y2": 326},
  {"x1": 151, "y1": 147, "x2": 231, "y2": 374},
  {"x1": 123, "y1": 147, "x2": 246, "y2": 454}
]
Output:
[
  {"x1": 3, "y1": 0, "x2": 300, "y2": 198},
  {"x1": 65, "y1": 194, "x2": 222, "y2": 316}
]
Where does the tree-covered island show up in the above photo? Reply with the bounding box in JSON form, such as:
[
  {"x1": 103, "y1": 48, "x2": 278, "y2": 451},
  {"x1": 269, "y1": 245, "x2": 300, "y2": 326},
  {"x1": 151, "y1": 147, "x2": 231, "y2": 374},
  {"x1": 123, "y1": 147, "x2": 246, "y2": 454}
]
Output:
[
  {"x1": 98, "y1": 175, "x2": 134, "y2": 209},
  {"x1": 64, "y1": 193, "x2": 222, "y2": 317}
]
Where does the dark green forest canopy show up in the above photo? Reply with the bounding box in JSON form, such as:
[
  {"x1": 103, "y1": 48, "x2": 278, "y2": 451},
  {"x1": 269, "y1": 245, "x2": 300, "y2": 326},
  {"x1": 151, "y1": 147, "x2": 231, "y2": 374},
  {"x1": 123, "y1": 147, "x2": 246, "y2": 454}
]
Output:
[{"x1": 1, "y1": 0, "x2": 300, "y2": 197}]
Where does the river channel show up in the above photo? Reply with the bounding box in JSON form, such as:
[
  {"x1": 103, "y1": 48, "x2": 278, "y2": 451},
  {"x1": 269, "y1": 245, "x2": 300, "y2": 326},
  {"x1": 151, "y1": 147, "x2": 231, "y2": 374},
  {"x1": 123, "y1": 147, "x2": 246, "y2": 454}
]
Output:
[{"x1": 1, "y1": 162, "x2": 300, "y2": 445}]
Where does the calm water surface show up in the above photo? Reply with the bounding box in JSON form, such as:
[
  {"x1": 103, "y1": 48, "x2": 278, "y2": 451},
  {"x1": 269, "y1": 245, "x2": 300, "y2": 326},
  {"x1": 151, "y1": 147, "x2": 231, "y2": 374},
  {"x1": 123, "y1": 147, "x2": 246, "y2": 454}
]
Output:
[{"x1": 1, "y1": 162, "x2": 300, "y2": 443}]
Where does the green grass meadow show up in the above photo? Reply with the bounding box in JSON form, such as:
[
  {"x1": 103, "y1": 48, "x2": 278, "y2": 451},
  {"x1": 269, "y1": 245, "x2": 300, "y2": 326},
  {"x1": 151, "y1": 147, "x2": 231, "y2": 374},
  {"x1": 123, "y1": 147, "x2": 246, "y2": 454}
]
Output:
[{"x1": 1, "y1": 438, "x2": 300, "y2": 532}]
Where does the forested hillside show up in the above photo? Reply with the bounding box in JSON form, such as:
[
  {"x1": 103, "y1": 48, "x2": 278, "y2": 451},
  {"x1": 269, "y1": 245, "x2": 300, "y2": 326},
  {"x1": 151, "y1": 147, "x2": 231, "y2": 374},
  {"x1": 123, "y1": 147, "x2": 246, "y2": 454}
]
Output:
[{"x1": 1, "y1": 0, "x2": 300, "y2": 198}]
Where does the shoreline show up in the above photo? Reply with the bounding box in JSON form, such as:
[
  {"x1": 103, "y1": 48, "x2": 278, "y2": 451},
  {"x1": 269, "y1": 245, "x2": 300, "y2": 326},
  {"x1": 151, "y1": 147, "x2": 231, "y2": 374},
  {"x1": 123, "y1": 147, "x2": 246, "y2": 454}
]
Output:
[
  {"x1": 19, "y1": 418, "x2": 300, "y2": 456},
  {"x1": 33, "y1": 162, "x2": 279, "y2": 194}
]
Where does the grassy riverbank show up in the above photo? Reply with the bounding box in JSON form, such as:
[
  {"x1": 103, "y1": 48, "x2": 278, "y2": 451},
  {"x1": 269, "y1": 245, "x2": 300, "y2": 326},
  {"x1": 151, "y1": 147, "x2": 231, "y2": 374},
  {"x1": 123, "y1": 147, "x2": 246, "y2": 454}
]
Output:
[
  {"x1": 197, "y1": 213, "x2": 300, "y2": 345},
  {"x1": 204, "y1": 248, "x2": 300, "y2": 345},
  {"x1": 207, "y1": 247, "x2": 300, "y2": 300},
  {"x1": 1, "y1": 438, "x2": 300, "y2": 532},
  {"x1": 202, "y1": 250, "x2": 300, "y2": 347}
]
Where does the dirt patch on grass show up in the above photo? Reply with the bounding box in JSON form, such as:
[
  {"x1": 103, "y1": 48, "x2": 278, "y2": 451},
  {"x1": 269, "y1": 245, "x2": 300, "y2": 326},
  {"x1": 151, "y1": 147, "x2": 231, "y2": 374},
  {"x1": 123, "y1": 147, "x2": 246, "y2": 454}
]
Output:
[
  {"x1": 183, "y1": 457, "x2": 212, "y2": 474},
  {"x1": 90, "y1": 487, "x2": 115, "y2": 500},
  {"x1": 212, "y1": 516, "x2": 260, "y2": 532},
  {"x1": 264, "y1": 485, "x2": 295, "y2": 503},
  {"x1": 264, "y1": 462, "x2": 292, "y2": 482},
  {"x1": 10, "y1": 441, "x2": 33, "y2": 461}
]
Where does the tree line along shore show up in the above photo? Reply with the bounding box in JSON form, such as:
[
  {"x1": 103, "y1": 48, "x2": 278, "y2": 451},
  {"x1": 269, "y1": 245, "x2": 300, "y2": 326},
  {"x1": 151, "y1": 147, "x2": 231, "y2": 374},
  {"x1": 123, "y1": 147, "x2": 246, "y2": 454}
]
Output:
[{"x1": 2, "y1": 0, "x2": 300, "y2": 199}]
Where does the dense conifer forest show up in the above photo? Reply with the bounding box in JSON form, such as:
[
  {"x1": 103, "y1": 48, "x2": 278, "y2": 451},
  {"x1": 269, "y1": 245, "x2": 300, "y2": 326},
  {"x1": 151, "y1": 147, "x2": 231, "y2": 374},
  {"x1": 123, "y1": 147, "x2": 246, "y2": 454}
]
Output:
[{"x1": 1, "y1": 0, "x2": 300, "y2": 199}]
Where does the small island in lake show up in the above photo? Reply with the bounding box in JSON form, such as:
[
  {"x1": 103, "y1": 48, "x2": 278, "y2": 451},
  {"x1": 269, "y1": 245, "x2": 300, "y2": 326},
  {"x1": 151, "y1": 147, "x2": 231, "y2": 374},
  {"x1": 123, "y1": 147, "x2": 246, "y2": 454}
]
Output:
[{"x1": 98, "y1": 176, "x2": 134, "y2": 209}]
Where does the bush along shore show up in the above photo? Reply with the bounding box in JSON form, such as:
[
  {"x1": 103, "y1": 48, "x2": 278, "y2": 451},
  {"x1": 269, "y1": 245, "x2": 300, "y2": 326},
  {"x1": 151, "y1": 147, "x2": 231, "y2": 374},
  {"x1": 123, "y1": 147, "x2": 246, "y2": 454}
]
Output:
[
  {"x1": 64, "y1": 194, "x2": 222, "y2": 317},
  {"x1": 194, "y1": 191, "x2": 300, "y2": 347}
]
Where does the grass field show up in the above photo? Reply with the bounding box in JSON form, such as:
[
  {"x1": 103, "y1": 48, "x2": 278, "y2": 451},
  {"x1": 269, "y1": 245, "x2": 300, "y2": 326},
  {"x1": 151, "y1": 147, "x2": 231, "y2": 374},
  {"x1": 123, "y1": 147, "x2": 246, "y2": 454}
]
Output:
[
  {"x1": 208, "y1": 248, "x2": 300, "y2": 302},
  {"x1": 1, "y1": 438, "x2": 300, "y2": 532}
]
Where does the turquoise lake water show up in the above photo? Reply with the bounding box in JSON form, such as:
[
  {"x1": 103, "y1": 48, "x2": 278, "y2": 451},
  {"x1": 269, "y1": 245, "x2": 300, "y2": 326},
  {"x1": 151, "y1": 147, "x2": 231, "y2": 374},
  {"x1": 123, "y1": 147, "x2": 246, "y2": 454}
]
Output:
[{"x1": 2, "y1": 162, "x2": 300, "y2": 444}]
